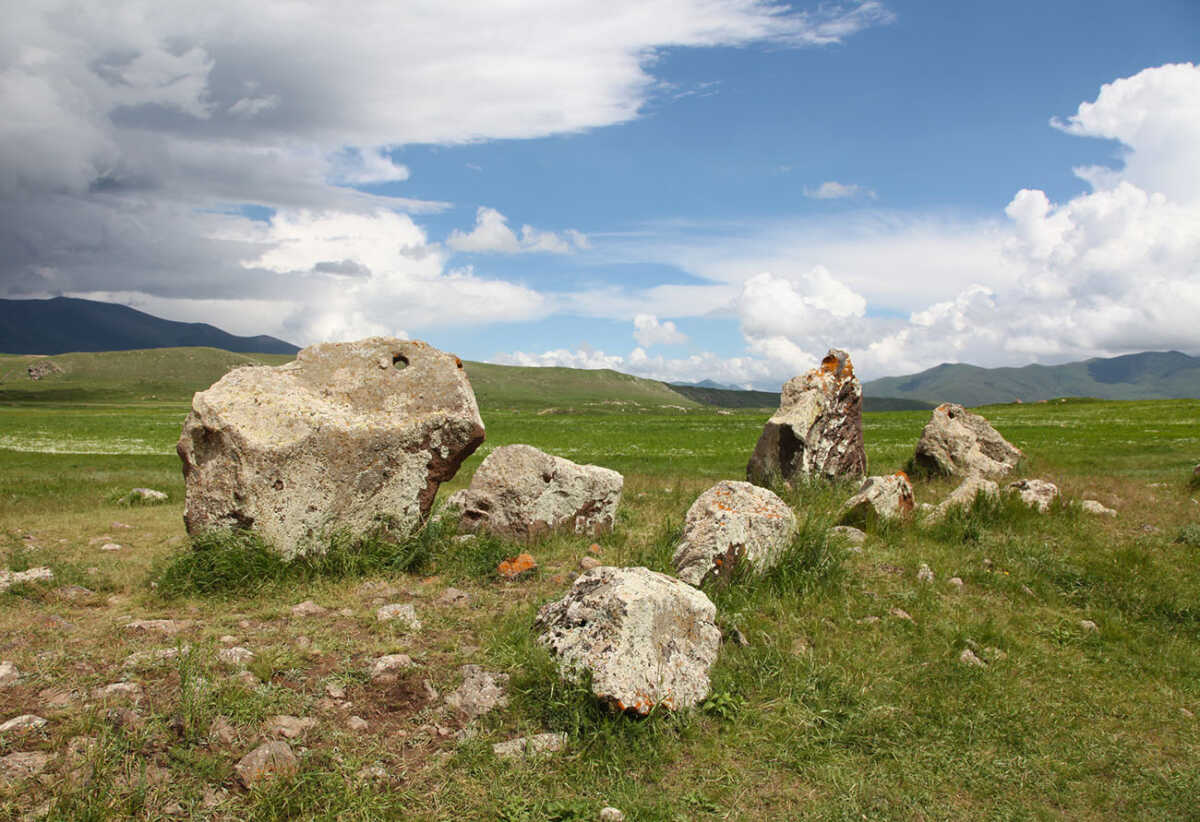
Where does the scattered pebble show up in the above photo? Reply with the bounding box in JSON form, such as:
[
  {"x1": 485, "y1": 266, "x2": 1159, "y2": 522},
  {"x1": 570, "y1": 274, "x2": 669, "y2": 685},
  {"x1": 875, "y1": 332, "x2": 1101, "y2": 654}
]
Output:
[
  {"x1": 0, "y1": 661, "x2": 19, "y2": 687},
  {"x1": 290, "y1": 600, "x2": 328, "y2": 618},
  {"x1": 492, "y1": 732, "x2": 567, "y2": 760},
  {"x1": 948, "y1": 577, "x2": 964, "y2": 589},
  {"x1": 917, "y1": 563, "x2": 934, "y2": 583},
  {"x1": 889, "y1": 607, "x2": 914, "y2": 623},
  {"x1": 370, "y1": 654, "x2": 414, "y2": 681},
  {"x1": 99, "y1": 542, "x2": 123, "y2": 552},
  {"x1": 579, "y1": 555, "x2": 602, "y2": 571},
  {"x1": 1080, "y1": 620, "x2": 1098, "y2": 632},
  {"x1": 347, "y1": 715, "x2": 369, "y2": 732},
  {"x1": 90, "y1": 682, "x2": 143, "y2": 701},
  {"x1": 959, "y1": 648, "x2": 986, "y2": 668},
  {"x1": 438, "y1": 587, "x2": 471, "y2": 606},
  {"x1": 325, "y1": 682, "x2": 346, "y2": 699},
  {"x1": 376, "y1": 603, "x2": 422, "y2": 630},
  {"x1": 266, "y1": 715, "x2": 316, "y2": 739}
]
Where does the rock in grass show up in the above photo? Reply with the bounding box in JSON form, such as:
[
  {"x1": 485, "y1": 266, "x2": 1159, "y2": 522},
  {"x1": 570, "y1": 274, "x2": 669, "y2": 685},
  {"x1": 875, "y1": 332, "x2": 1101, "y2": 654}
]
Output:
[
  {"x1": 912, "y1": 403, "x2": 1022, "y2": 478},
  {"x1": 90, "y1": 682, "x2": 143, "y2": 701},
  {"x1": 599, "y1": 808, "x2": 626, "y2": 822},
  {"x1": 235, "y1": 741, "x2": 298, "y2": 787},
  {"x1": 0, "y1": 567, "x2": 53, "y2": 592},
  {"x1": 497, "y1": 553, "x2": 537, "y2": 579},
  {"x1": 746, "y1": 349, "x2": 866, "y2": 486},
  {"x1": 124, "y1": 619, "x2": 192, "y2": 635},
  {"x1": 0, "y1": 714, "x2": 48, "y2": 733},
  {"x1": 370, "y1": 654, "x2": 414, "y2": 681},
  {"x1": 218, "y1": 647, "x2": 255, "y2": 667},
  {"x1": 838, "y1": 473, "x2": 915, "y2": 527},
  {"x1": 0, "y1": 661, "x2": 18, "y2": 687},
  {"x1": 535, "y1": 566, "x2": 721, "y2": 715},
  {"x1": 926, "y1": 476, "x2": 999, "y2": 523},
  {"x1": 290, "y1": 600, "x2": 328, "y2": 618},
  {"x1": 444, "y1": 665, "x2": 509, "y2": 721},
  {"x1": 447, "y1": 444, "x2": 623, "y2": 540},
  {"x1": 917, "y1": 563, "x2": 934, "y2": 583},
  {"x1": 959, "y1": 648, "x2": 986, "y2": 667},
  {"x1": 1081, "y1": 499, "x2": 1117, "y2": 517},
  {"x1": 178, "y1": 338, "x2": 485, "y2": 558},
  {"x1": 670, "y1": 480, "x2": 797, "y2": 586},
  {"x1": 376, "y1": 603, "x2": 421, "y2": 630},
  {"x1": 491, "y1": 732, "x2": 567, "y2": 760},
  {"x1": 265, "y1": 715, "x2": 316, "y2": 739},
  {"x1": 118, "y1": 488, "x2": 168, "y2": 505},
  {"x1": 1008, "y1": 478, "x2": 1059, "y2": 512},
  {"x1": 0, "y1": 751, "x2": 53, "y2": 785},
  {"x1": 827, "y1": 525, "x2": 866, "y2": 549}
]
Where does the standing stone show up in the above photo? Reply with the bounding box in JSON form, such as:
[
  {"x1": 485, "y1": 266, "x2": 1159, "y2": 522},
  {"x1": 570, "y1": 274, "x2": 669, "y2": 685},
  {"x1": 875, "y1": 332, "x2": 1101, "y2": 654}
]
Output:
[
  {"x1": 671, "y1": 480, "x2": 797, "y2": 586},
  {"x1": 447, "y1": 444, "x2": 622, "y2": 540},
  {"x1": 911, "y1": 403, "x2": 1022, "y2": 478},
  {"x1": 747, "y1": 349, "x2": 866, "y2": 487},
  {"x1": 838, "y1": 472, "x2": 915, "y2": 527},
  {"x1": 535, "y1": 567, "x2": 721, "y2": 715},
  {"x1": 177, "y1": 338, "x2": 484, "y2": 558}
]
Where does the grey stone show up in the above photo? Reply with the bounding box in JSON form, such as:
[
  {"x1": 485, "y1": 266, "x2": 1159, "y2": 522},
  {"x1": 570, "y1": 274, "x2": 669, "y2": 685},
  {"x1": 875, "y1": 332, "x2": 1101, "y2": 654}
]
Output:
[
  {"x1": 447, "y1": 444, "x2": 622, "y2": 540},
  {"x1": 178, "y1": 338, "x2": 485, "y2": 558},
  {"x1": 290, "y1": 600, "x2": 328, "y2": 618},
  {"x1": 1008, "y1": 478, "x2": 1059, "y2": 512},
  {"x1": 0, "y1": 661, "x2": 18, "y2": 687},
  {"x1": 1081, "y1": 499, "x2": 1117, "y2": 517},
  {"x1": 492, "y1": 732, "x2": 567, "y2": 760},
  {"x1": 927, "y1": 476, "x2": 999, "y2": 522},
  {"x1": 535, "y1": 566, "x2": 721, "y2": 715},
  {"x1": 827, "y1": 525, "x2": 866, "y2": 549},
  {"x1": 1, "y1": 751, "x2": 53, "y2": 785},
  {"x1": 0, "y1": 567, "x2": 53, "y2": 592},
  {"x1": 90, "y1": 682, "x2": 143, "y2": 701},
  {"x1": 376, "y1": 602, "x2": 421, "y2": 630},
  {"x1": 1080, "y1": 620, "x2": 1098, "y2": 632},
  {"x1": 599, "y1": 808, "x2": 626, "y2": 822},
  {"x1": 438, "y1": 587, "x2": 471, "y2": 606},
  {"x1": 912, "y1": 404, "x2": 1022, "y2": 478},
  {"x1": 265, "y1": 715, "x2": 316, "y2": 739},
  {"x1": 671, "y1": 480, "x2": 797, "y2": 586},
  {"x1": 444, "y1": 665, "x2": 509, "y2": 721},
  {"x1": 119, "y1": 488, "x2": 168, "y2": 504},
  {"x1": 579, "y1": 555, "x2": 602, "y2": 571},
  {"x1": 235, "y1": 741, "x2": 298, "y2": 787},
  {"x1": 838, "y1": 473, "x2": 915, "y2": 527},
  {"x1": 747, "y1": 349, "x2": 866, "y2": 486},
  {"x1": 123, "y1": 619, "x2": 191, "y2": 635},
  {"x1": 347, "y1": 715, "x2": 369, "y2": 732},
  {"x1": 370, "y1": 654, "x2": 414, "y2": 681},
  {"x1": 959, "y1": 648, "x2": 985, "y2": 667},
  {"x1": 0, "y1": 714, "x2": 48, "y2": 733}
]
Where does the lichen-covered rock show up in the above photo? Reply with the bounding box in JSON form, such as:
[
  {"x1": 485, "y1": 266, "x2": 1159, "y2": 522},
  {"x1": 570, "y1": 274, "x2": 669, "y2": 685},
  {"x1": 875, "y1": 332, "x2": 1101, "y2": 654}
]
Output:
[
  {"x1": 534, "y1": 566, "x2": 721, "y2": 715},
  {"x1": 1081, "y1": 499, "x2": 1117, "y2": 517},
  {"x1": 838, "y1": 472, "x2": 915, "y2": 527},
  {"x1": 492, "y1": 732, "x2": 567, "y2": 760},
  {"x1": 747, "y1": 349, "x2": 866, "y2": 486},
  {"x1": 178, "y1": 338, "x2": 484, "y2": 558},
  {"x1": 447, "y1": 444, "x2": 622, "y2": 540},
  {"x1": 1008, "y1": 478, "x2": 1059, "y2": 512},
  {"x1": 444, "y1": 665, "x2": 509, "y2": 721},
  {"x1": 0, "y1": 567, "x2": 53, "y2": 593},
  {"x1": 911, "y1": 403, "x2": 1022, "y2": 478},
  {"x1": 670, "y1": 480, "x2": 797, "y2": 586},
  {"x1": 926, "y1": 476, "x2": 1000, "y2": 523},
  {"x1": 235, "y1": 741, "x2": 298, "y2": 787}
]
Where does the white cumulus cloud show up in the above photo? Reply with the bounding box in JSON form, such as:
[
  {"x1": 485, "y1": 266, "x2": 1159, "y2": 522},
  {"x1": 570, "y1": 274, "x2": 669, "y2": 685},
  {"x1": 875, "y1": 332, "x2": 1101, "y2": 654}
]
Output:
[
  {"x1": 633, "y1": 314, "x2": 688, "y2": 347},
  {"x1": 447, "y1": 207, "x2": 586, "y2": 254},
  {"x1": 803, "y1": 181, "x2": 876, "y2": 200}
]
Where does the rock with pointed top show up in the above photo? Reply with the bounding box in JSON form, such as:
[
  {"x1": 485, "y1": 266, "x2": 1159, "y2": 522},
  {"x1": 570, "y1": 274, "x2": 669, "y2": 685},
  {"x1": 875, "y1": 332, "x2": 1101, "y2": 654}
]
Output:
[
  {"x1": 912, "y1": 403, "x2": 1022, "y2": 478},
  {"x1": 178, "y1": 338, "x2": 485, "y2": 558},
  {"x1": 838, "y1": 473, "x2": 915, "y2": 527},
  {"x1": 747, "y1": 349, "x2": 866, "y2": 486}
]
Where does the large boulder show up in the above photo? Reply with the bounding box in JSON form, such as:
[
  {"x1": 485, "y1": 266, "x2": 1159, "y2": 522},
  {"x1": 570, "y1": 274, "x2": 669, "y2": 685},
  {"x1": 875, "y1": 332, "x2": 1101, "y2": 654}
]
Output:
[
  {"x1": 747, "y1": 349, "x2": 866, "y2": 486},
  {"x1": 838, "y1": 472, "x2": 915, "y2": 527},
  {"x1": 534, "y1": 566, "x2": 721, "y2": 715},
  {"x1": 911, "y1": 403, "x2": 1022, "y2": 478},
  {"x1": 177, "y1": 338, "x2": 484, "y2": 557},
  {"x1": 446, "y1": 444, "x2": 622, "y2": 540},
  {"x1": 671, "y1": 480, "x2": 797, "y2": 586}
]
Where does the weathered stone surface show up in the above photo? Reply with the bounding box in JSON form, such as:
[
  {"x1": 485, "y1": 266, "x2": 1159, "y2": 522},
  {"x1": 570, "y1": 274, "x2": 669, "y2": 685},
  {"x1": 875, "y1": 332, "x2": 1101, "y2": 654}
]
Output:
[
  {"x1": 917, "y1": 563, "x2": 934, "y2": 583},
  {"x1": 0, "y1": 661, "x2": 18, "y2": 687},
  {"x1": 444, "y1": 665, "x2": 509, "y2": 721},
  {"x1": 927, "y1": 476, "x2": 1000, "y2": 523},
  {"x1": 218, "y1": 647, "x2": 255, "y2": 667},
  {"x1": 1008, "y1": 478, "x2": 1059, "y2": 512},
  {"x1": 497, "y1": 553, "x2": 537, "y2": 578},
  {"x1": 599, "y1": 808, "x2": 627, "y2": 822},
  {"x1": 0, "y1": 566, "x2": 53, "y2": 592},
  {"x1": 1081, "y1": 499, "x2": 1117, "y2": 517},
  {"x1": 0, "y1": 751, "x2": 53, "y2": 785},
  {"x1": 124, "y1": 619, "x2": 191, "y2": 635},
  {"x1": 534, "y1": 566, "x2": 721, "y2": 714},
  {"x1": 266, "y1": 715, "x2": 316, "y2": 739},
  {"x1": 838, "y1": 473, "x2": 915, "y2": 527},
  {"x1": 827, "y1": 525, "x2": 866, "y2": 549},
  {"x1": 376, "y1": 603, "x2": 421, "y2": 630},
  {"x1": 0, "y1": 715, "x2": 48, "y2": 733},
  {"x1": 370, "y1": 654, "x2": 414, "y2": 681},
  {"x1": 912, "y1": 403, "x2": 1022, "y2": 478},
  {"x1": 747, "y1": 349, "x2": 866, "y2": 486},
  {"x1": 290, "y1": 600, "x2": 327, "y2": 618},
  {"x1": 670, "y1": 480, "x2": 797, "y2": 586},
  {"x1": 90, "y1": 682, "x2": 143, "y2": 701},
  {"x1": 492, "y1": 732, "x2": 567, "y2": 760},
  {"x1": 178, "y1": 338, "x2": 485, "y2": 557},
  {"x1": 447, "y1": 444, "x2": 622, "y2": 540},
  {"x1": 235, "y1": 741, "x2": 298, "y2": 787}
]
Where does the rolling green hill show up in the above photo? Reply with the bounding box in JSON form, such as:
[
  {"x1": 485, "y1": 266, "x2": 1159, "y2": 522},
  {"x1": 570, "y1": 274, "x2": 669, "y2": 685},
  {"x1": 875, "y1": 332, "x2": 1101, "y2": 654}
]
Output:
[
  {"x1": 864, "y1": 350, "x2": 1200, "y2": 406},
  {"x1": 669, "y1": 382, "x2": 934, "y2": 412}
]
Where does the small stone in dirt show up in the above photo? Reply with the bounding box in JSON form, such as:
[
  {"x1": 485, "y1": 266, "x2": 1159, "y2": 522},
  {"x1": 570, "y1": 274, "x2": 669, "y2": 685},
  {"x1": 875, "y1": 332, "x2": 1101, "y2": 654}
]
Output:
[
  {"x1": 445, "y1": 665, "x2": 509, "y2": 721},
  {"x1": 1, "y1": 714, "x2": 48, "y2": 733},
  {"x1": 347, "y1": 715, "x2": 369, "y2": 732},
  {"x1": 370, "y1": 654, "x2": 414, "y2": 681},
  {"x1": 325, "y1": 682, "x2": 346, "y2": 699},
  {"x1": 438, "y1": 586, "x2": 471, "y2": 606},
  {"x1": 497, "y1": 553, "x2": 537, "y2": 579},
  {"x1": 1080, "y1": 620, "x2": 1098, "y2": 632},
  {"x1": 39, "y1": 688, "x2": 73, "y2": 709},
  {"x1": 290, "y1": 600, "x2": 327, "y2": 618},
  {"x1": 235, "y1": 741, "x2": 299, "y2": 788},
  {"x1": 124, "y1": 619, "x2": 191, "y2": 635},
  {"x1": 889, "y1": 608, "x2": 914, "y2": 623},
  {"x1": 376, "y1": 602, "x2": 422, "y2": 630},
  {"x1": 0, "y1": 566, "x2": 53, "y2": 592},
  {"x1": 1, "y1": 751, "x2": 53, "y2": 785},
  {"x1": 856, "y1": 615, "x2": 879, "y2": 625},
  {"x1": 209, "y1": 715, "x2": 237, "y2": 746},
  {"x1": 266, "y1": 715, "x2": 316, "y2": 739},
  {"x1": 948, "y1": 577, "x2": 964, "y2": 589},
  {"x1": 218, "y1": 647, "x2": 255, "y2": 667},
  {"x1": 1081, "y1": 500, "x2": 1117, "y2": 517},
  {"x1": 99, "y1": 542, "x2": 123, "y2": 552},
  {"x1": 579, "y1": 555, "x2": 602, "y2": 571},
  {"x1": 959, "y1": 648, "x2": 986, "y2": 668},
  {"x1": 917, "y1": 563, "x2": 934, "y2": 583},
  {"x1": 90, "y1": 682, "x2": 143, "y2": 701},
  {"x1": 0, "y1": 661, "x2": 18, "y2": 687},
  {"x1": 492, "y1": 732, "x2": 568, "y2": 760},
  {"x1": 600, "y1": 808, "x2": 626, "y2": 822}
]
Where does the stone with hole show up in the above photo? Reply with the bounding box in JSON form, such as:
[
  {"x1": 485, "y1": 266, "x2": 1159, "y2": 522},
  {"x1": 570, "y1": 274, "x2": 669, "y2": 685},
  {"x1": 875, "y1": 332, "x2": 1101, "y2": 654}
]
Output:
[
  {"x1": 912, "y1": 404, "x2": 1022, "y2": 478},
  {"x1": 178, "y1": 338, "x2": 485, "y2": 558}
]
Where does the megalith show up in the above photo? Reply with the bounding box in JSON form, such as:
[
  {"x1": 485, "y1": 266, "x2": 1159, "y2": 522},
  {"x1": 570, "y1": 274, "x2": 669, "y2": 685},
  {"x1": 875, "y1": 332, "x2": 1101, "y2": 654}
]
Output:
[
  {"x1": 911, "y1": 403, "x2": 1022, "y2": 478},
  {"x1": 671, "y1": 480, "x2": 796, "y2": 586}
]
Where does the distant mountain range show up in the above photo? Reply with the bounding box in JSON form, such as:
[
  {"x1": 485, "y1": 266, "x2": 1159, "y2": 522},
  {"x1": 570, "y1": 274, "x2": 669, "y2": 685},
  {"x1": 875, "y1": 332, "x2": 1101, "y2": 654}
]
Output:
[
  {"x1": 0, "y1": 297, "x2": 299, "y2": 355},
  {"x1": 863, "y1": 350, "x2": 1200, "y2": 406}
]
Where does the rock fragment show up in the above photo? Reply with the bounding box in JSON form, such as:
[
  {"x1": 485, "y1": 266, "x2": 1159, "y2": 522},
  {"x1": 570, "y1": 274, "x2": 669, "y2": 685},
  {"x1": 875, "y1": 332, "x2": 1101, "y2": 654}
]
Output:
[
  {"x1": 497, "y1": 553, "x2": 537, "y2": 579},
  {"x1": 1081, "y1": 499, "x2": 1117, "y2": 517},
  {"x1": 123, "y1": 619, "x2": 191, "y2": 635},
  {"x1": 376, "y1": 603, "x2": 422, "y2": 630},
  {"x1": 290, "y1": 600, "x2": 327, "y2": 618},
  {"x1": 535, "y1": 566, "x2": 721, "y2": 715},
  {"x1": 119, "y1": 488, "x2": 168, "y2": 505},
  {"x1": 491, "y1": 732, "x2": 567, "y2": 760},
  {"x1": 0, "y1": 751, "x2": 53, "y2": 785},
  {"x1": 838, "y1": 472, "x2": 915, "y2": 527},
  {"x1": 671, "y1": 480, "x2": 797, "y2": 586},
  {"x1": 0, "y1": 567, "x2": 53, "y2": 592},
  {"x1": 444, "y1": 665, "x2": 509, "y2": 722},
  {"x1": 235, "y1": 741, "x2": 299, "y2": 787},
  {"x1": 0, "y1": 714, "x2": 48, "y2": 733},
  {"x1": 747, "y1": 348, "x2": 866, "y2": 486},
  {"x1": 447, "y1": 444, "x2": 623, "y2": 540},
  {"x1": 438, "y1": 587, "x2": 471, "y2": 606},
  {"x1": 926, "y1": 476, "x2": 999, "y2": 522},
  {"x1": 959, "y1": 648, "x2": 986, "y2": 668},
  {"x1": 0, "y1": 661, "x2": 19, "y2": 687},
  {"x1": 917, "y1": 563, "x2": 934, "y2": 583},
  {"x1": 370, "y1": 654, "x2": 414, "y2": 681},
  {"x1": 827, "y1": 525, "x2": 866, "y2": 549},
  {"x1": 911, "y1": 403, "x2": 1022, "y2": 478},
  {"x1": 90, "y1": 682, "x2": 143, "y2": 701},
  {"x1": 178, "y1": 337, "x2": 485, "y2": 557},
  {"x1": 265, "y1": 715, "x2": 316, "y2": 739},
  {"x1": 1008, "y1": 479, "x2": 1059, "y2": 512},
  {"x1": 218, "y1": 647, "x2": 255, "y2": 667}
]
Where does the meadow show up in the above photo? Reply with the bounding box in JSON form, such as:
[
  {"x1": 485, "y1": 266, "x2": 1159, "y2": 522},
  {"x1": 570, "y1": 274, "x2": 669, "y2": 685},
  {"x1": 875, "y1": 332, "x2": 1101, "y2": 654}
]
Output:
[{"x1": 1, "y1": 362, "x2": 1198, "y2": 820}]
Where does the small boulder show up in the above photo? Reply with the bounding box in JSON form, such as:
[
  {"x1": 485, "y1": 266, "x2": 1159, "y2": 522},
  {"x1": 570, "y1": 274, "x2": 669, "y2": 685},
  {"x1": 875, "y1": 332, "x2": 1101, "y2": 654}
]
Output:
[
  {"x1": 119, "y1": 488, "x2": 168, "y2": 505},
  {"x1": 0, "y1": 714, "x2": 48, "y2": 733},
  {"x1": 178, "y1": 338, "x2": 485, "y2": 558},
  {"x1": 376, "y1": 603, "x2": 422, "y2": 630},
  {"x1": 599, "y1": 808, "x2": 626, "y2": 822},
  {"x1": 838, "y1": 473, "x2": 915, "y2": 527},
  {"x1": 827, "y1": 525, "x2": 866, "y2": 549},
  {"x1": 926, "y1": 476, "x2": 999, "y2": 523},
  {"x1": 0, "y1": 751, "x2": 53, "y2": 785},
  {"x1": 578, "y1": 555, "x2": 602, "y2": 571},
  {"x1": 911, "y1": 404, "x2": 1022, "y2": 478},
  {"x1": 447, "y1": 444, "x2": 623, "y2": 540},
  {"x1": 0, "y1": 566, "x2": 53, "y2": 592},
  {"x1": 370, "y1": 654, "x2": 414, "y2": 681},
  {"x1": 290, "y1": 600, "x2": 328, "y2": 618},
  {"x1": 492, "y1": 732, "x2": 567, "y2": 760},
  {"x1": 235, "y1": 741, "x2": 298, "y2": 787},
  {"x1": 265, "y1": 715, "x2": 316, "y2": 739},
  {"x1": 444, "y1": 665, "x2": 509, "y2": 721},
  {"x1": 534, "y1": 566, "x2": 721, "y2": 715},
  {"x1": 1081, "y1": 499, "x2": 1117, "y2": 517},
  {"x1": 670, "y1": 480, "x2": 797, "y2": 586},
  {"x1": 497, "y1": 553, "x2": 537, "y2": 579},
  {"x1": 1008, "y1": 479, "x2": 1059, "y2": 512},
  {"x1": 747, "y1": 349, "x2": 866, "y2": 486}
]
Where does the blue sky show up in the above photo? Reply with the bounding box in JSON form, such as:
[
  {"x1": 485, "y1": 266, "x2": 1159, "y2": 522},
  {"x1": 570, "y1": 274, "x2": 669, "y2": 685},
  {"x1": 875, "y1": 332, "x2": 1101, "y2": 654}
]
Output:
[{"x1": 3, "y1": 0, "x2": 1198, "y2": 387}]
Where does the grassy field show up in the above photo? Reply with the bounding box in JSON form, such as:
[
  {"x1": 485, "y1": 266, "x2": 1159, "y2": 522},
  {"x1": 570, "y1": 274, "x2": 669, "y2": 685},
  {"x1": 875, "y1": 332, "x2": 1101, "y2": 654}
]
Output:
[{"x1": 1, "y1": 366, "x2": 1198, "y2": 819}]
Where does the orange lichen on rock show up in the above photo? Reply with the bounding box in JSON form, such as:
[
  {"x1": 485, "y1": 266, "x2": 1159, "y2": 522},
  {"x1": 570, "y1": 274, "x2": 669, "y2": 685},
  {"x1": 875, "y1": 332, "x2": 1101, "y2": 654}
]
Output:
[{"x1": 497, "y1": 553, "x2": 537, "y2": 578}]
